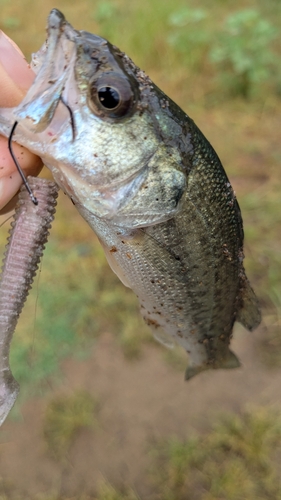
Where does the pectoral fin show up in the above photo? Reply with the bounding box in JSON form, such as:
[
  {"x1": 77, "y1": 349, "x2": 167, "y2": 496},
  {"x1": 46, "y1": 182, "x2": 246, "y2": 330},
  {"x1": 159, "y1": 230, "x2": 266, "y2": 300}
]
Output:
[{"x1": 237, "y1": 277, "x2": 261, "y2": 331}]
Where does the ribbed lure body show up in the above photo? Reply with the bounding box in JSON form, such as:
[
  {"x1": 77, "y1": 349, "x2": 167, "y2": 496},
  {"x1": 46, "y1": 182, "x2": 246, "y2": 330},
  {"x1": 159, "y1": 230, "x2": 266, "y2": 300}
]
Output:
[{"x1": 0, "y1": 177, "x2": 58, "y2": 425}]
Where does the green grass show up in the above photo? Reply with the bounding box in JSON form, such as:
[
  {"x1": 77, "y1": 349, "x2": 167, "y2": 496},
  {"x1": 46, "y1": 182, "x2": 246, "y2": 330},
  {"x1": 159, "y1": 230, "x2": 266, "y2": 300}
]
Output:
[
  {"x1": 94, "y1": 483, "x2": 139, "y2": 500},
  {"x1": 149, "y1": 408, "x2": 281, "y2": 500},
  {"x1": 43, "y1": 390, "x2": 98, "y2": 460}
]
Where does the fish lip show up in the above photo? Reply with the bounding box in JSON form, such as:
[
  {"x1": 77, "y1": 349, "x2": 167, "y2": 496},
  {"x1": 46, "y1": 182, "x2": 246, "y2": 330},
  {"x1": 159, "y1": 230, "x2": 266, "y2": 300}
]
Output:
[
  {"x1": 48, "y1": 9, "x2": 79, "y2": 44},
  {"x1": 13, "y1": 10, "x2": 79, "y2": 133},
  {"x1": 47, "y1": 9, "x2": 105, "y2": 45},
  {"x1": 46, "y1": 9, "x2": 73, "y2": 53},
  {"x1": 48, "y1": 9, "x2": 67, "y2": 32}
]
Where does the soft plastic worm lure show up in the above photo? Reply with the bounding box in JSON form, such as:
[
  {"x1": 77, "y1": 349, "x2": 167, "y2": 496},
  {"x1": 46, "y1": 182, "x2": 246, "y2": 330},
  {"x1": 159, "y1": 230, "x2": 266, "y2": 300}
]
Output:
[{"x1": 0, "y1": 177, "x2": 59, "y2": 425}]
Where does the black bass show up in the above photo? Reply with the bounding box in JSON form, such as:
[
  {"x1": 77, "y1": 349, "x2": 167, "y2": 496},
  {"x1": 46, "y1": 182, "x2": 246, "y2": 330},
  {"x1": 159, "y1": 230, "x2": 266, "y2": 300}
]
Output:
[{"x1": 0, "y1": 9, "x2": 261, "y2": 379}]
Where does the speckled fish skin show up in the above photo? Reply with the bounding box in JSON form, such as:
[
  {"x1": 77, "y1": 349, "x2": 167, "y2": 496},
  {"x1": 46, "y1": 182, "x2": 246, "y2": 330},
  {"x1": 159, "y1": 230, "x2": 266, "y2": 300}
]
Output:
[{"x1": 0, "y1": 9, "x2": 261, "y2": 378}]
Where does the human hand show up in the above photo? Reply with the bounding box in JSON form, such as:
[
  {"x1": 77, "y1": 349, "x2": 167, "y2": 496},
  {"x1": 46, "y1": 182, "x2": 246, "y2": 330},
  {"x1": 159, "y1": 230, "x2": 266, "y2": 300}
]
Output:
[{"x1": 0, "y1": 31, "x2": 43, "y2": 214}]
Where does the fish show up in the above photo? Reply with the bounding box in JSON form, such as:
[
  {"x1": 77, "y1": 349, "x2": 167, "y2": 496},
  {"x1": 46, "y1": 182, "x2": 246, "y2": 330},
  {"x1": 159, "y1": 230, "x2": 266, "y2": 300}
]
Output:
[{"x1": 0, "y1": 9, "x2": 261, "y2": 380}]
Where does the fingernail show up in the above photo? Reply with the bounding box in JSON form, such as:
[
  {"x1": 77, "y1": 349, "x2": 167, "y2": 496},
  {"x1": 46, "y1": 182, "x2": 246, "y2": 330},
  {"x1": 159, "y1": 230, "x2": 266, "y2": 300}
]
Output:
[{"x1": 0, "y1": 173, "x2": 22, "y2": 211}]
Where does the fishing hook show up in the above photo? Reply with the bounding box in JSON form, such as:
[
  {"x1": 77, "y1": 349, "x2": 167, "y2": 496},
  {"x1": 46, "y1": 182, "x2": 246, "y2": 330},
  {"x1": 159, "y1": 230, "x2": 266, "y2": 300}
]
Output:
[{"x1": 8, "y1": 121, "x2": 38, "y2": 205}]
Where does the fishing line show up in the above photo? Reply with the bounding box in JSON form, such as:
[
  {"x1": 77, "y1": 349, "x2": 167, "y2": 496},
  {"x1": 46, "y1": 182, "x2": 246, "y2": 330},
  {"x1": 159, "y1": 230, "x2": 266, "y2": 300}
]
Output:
[
  {"x1": 0, "y1": 214, "x2": 13, "y2": 228},
  {"x1": 60, "y1": 96, "x2": 76, "y2": 141},
  {"x1": 8, "y1": 121, "x2": 38, "y2": 205}
]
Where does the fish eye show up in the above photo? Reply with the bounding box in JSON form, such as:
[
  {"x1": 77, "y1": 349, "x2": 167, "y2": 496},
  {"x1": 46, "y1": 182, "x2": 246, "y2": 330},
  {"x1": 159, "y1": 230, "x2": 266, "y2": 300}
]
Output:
[
  {"x1": 88, "y1": 72, "x2": 135, "y2": 119},
  {"x1": 98, "y1": 86, "x2": 120, "y2": 110}
]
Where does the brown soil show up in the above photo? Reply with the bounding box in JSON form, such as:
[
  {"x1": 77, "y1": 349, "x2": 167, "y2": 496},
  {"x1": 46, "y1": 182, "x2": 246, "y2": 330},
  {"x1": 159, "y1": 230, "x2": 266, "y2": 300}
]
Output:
[{"x1": 0, "y1": 324, "x2": 280, "y2": 499}]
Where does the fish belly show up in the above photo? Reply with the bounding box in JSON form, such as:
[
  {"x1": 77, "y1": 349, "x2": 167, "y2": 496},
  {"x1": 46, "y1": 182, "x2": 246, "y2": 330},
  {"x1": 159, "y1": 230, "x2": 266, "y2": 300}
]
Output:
[{"x1": 76, "y1": 196, "x2": 235, "y2": 373}]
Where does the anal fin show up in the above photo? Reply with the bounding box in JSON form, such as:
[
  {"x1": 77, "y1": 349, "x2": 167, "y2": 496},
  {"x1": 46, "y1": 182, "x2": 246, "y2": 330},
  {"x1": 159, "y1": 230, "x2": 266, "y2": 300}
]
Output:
[{"x1": 185, "y1": 349, "x2": 241, "y2": 381}]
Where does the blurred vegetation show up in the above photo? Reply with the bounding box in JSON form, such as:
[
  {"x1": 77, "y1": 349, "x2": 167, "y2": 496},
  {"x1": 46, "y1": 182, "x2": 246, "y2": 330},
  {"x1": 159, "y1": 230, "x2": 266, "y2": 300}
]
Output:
[
  {"x1": 93, "y1": 483, "x2": 139, "y2": 500},
  {"x1": 149, "y1": 407, "x2": 281, "y2": 500},
  {"x1": 2, "y1": 408, "x2": 281, "y2": 499},
  {"x1": 43, "y1": 390, "x2": 98, "y2": 460}
]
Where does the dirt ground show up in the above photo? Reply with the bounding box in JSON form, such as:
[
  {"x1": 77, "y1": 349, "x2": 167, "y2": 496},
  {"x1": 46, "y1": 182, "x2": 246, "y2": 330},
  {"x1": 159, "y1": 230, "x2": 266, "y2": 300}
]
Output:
[{"x1": 0, "y1": 323, "x2": 281, "y2": 499}]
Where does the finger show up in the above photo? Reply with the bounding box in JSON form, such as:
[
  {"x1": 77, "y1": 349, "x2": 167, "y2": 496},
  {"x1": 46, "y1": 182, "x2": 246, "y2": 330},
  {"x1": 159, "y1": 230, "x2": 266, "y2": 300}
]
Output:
[
  {"x1": 0, "y1": 31, "x2": 35, "y2": 96},
  {"x1": 0, "y1": 136, "x2": 43, "y2": 212},
  {"x1": 0, "y1": 31, "x2": 43, "y2": 211}
]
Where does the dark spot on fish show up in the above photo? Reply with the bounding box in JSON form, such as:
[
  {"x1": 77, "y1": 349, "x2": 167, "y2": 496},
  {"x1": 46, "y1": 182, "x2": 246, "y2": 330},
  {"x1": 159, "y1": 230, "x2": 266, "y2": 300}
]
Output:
[
  {"x1": 145, "y1": 318, "x2": 160, "y2": 328},
  {"x1": 151, "y1": 279, "x2": 155, "y2": 284},
  {"x1": 110, "y1": 246, "x2": 117, "y2": 253}
]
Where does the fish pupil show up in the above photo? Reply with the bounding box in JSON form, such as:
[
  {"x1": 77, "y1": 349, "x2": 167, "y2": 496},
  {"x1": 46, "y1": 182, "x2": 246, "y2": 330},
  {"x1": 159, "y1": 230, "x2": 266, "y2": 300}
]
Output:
[{"x1": 98, "y1": 86, "x2": 120, "y2": 109}]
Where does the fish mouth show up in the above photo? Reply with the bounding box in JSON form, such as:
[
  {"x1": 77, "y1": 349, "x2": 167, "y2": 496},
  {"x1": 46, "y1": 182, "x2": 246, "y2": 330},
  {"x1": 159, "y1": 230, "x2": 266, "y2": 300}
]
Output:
[
  {"x1": 14, "y1": 9, "x2": 107, "y2": 136},
  {"x1": 13, "y1": 10, "x2": 76, "y2": 133}
]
